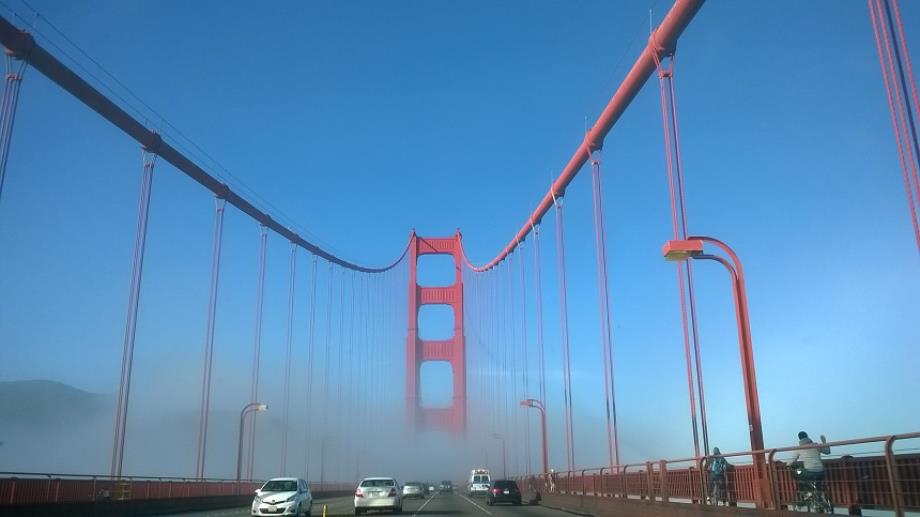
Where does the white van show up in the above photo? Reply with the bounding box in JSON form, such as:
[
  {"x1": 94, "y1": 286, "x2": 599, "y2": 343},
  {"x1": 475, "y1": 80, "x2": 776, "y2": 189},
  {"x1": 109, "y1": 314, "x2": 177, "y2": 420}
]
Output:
[{"x1": 468, "y1": 468, "x2": 491, "y2": 497}]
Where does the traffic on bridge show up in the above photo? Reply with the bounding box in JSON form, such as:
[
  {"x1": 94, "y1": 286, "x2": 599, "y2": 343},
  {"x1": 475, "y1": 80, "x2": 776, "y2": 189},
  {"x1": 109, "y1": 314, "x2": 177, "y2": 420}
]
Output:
[{"x1": 0, "y1": 0, "x2": 918, "y2": 516}]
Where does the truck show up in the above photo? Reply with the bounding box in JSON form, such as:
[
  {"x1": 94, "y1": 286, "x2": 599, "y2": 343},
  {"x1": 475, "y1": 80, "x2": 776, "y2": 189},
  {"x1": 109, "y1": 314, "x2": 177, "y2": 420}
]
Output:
[{"x1": 468, "y1": 468, "x2": 491, "y2": 497}]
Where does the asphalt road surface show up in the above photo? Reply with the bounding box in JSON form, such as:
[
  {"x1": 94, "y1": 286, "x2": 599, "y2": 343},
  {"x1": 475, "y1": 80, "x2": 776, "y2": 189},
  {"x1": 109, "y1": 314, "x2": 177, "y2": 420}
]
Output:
[{"x1": 163, "y1": 491, "x2": 568, "y2": 517}]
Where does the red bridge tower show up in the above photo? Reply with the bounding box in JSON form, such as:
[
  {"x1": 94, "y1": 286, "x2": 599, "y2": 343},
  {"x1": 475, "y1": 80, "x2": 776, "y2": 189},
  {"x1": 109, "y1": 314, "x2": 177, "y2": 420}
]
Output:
[{"x1": 406, "y1": 231, "x2": 466, "y2": 435}]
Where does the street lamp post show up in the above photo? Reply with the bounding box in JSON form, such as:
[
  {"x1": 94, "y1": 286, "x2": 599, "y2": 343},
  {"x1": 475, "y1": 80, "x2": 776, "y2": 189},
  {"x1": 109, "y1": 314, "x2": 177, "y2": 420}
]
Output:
[
  {"x1": 662, "y1": 236, "x2": 769, "y2": 507},
  {"x1": 520, "y1": 399, "x2": 548, "y2": 475},
  {"x1": 237, "y1": 403, "x2": 268, "y2": 484},
  {"x1": 491, "y1": 433, "x2": 507, "y2": 478}
]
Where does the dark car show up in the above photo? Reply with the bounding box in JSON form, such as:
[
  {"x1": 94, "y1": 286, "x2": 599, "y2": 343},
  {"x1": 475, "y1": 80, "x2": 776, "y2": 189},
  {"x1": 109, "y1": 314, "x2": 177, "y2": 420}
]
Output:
[
  {"x1": 486, "y1": 480, "x2": 521, "y2": 506},
  {"x1": 438, "y1": 481, "x2": 453, "y2": 493}
]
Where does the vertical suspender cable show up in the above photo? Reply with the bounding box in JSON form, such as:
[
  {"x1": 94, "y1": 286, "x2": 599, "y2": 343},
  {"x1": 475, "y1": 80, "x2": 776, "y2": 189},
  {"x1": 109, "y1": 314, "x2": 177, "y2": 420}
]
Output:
[
  {"x1": 246, "y1": 224, "x2": 269, "y2": 481},
  {"x1": 654, "y1": 50, "x2": 702, "y2": 458},
  {"x1": 280, "y1": 242, "x2": 297, "y2": 474},
  {"x1": 889, "y1": 0, "x2": 920, "y2": 138},
  {"x1": 334, "y1": 270, "x2": 346, "y2": 482},
  {"x1": 496, "y1": 268, "x2": 505, "y2": 442},
  {"x1": 669, "y1": 54, "x2": 709, "y2": 456},
  {"x1": 588, "y1": 148, "x2": 620, "y2": 468},
  {"x1": 357, "y1": 273, "x2": 369, "y2": 477},
  {"x1": 320, "y1": 263, "x2": 334, "y2": 487},
  {"x1": 869, "y1": 0, "x2": 920, "y2": 253},
  {"x1": 111, "y1": 149, "x2": 156, "y2": 478},
  {"x1": 882, "y1": 0, "x2": 920, "y2": 177},
  {"x1": 508, "y1": 252, "x2": 519, "y2": 473},
  {"x1": 195, "y1": 195, "x2": 225, "y2": 479},
  {"x1": 483, "y1": 271, "x2": 490, "y2": 435},
  {"x1": 665, "y1": 62, "x2": 710, "y2": 457},
  {"x1": 303, "y1": 255, "x2": 318, "y2": 479},
  {"x1": 554, "y1": 195, "x2": 575, "y2": 472},
  {"x1": 487, "y1": 270, "x2": 497, "y2": 440},
  {"x1": 370, "y1": 275, "x2": 378, "y2": 429},
  {"x1": 520, "y1": 242, "x2": 532, "y2": 476},
  {"x1": 0, "y1": 54, "x2": 25, "y2": 204},
  {"x1": 504, "y1": 262, "x2": 513, "y2": 448},
  {"x1": 533, "y1": 225, "x2": 547, "y2": 414},
  {"x1": 347, "y1": 271, "x2": 357, "y2": 477}
]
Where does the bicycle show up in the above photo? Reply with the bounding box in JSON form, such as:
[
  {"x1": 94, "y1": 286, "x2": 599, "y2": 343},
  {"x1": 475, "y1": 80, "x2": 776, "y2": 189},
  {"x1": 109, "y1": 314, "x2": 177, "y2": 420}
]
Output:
[{"x1": 792, "y1": 463, "x2": 834, "y2": 513}]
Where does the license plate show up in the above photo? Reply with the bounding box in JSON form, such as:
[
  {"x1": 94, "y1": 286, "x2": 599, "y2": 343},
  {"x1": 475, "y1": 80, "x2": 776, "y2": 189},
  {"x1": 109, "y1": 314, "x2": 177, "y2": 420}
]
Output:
[
  {"x1": 503, "y1": 490, "x2": 510, "y2": 494},
  {"x1": 269, "y1": 506, "x2": 277, "y2": 512}
]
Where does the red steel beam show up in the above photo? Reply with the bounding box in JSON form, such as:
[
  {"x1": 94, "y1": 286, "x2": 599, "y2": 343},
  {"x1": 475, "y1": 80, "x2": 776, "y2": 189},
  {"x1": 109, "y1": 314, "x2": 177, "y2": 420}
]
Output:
[
  {"x1": 467, "y1": 0, "x2": 705, "y2": 272},
  {"x1": 0, "y1": 16, "x2": 405, "y2": 273}
]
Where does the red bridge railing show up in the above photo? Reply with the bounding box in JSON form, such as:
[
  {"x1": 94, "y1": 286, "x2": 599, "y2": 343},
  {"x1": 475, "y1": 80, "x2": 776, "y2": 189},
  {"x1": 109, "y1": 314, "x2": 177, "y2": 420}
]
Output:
[
  {"x1": 516, "y1": 431, "x2": 920, "y2": 514},
  {"x1": 0, "y1": 472, "x2": 354, "y2": 506}
]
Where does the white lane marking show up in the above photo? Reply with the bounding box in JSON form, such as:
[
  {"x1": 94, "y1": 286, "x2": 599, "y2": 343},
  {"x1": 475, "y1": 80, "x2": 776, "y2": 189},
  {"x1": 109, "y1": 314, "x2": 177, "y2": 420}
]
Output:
[
  {"x1": 412, "y1": 492, "x2": 438, "y2": 517},
  {"x1": 461, "y1": 495, "x2": 493, "y2": 516}
]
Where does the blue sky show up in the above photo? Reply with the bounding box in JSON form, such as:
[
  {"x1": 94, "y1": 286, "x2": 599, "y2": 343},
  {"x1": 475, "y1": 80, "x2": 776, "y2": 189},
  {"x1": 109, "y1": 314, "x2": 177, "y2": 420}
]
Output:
[{"x1": 0, "y1": 0, "x2": 918, "y2": 477}]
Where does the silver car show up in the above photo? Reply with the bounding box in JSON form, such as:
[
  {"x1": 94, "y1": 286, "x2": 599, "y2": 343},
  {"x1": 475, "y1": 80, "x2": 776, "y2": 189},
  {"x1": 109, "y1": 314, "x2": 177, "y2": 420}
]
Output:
[
  {"x1": 355, "y1": 477, "x2": 402, "y2": 514},
  {"x1": 252, "y1": 477, "x2": 312, "y2": 517},
  {"x1": 402, "y1": 482, "x2": 424, "y2": 499}
]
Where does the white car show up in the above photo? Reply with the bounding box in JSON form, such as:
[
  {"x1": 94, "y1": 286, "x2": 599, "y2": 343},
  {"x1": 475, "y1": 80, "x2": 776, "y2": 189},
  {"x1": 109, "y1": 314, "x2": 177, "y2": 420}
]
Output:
[
  {"x1": 252, "y1": 477, "x2": 312, "y2": 517},
  {"x1": 355, "y1": 477, "x2": 402, "y2": 514},
  {"x1": 402, "y1": 482, "x2": 424, "y2": 499}
]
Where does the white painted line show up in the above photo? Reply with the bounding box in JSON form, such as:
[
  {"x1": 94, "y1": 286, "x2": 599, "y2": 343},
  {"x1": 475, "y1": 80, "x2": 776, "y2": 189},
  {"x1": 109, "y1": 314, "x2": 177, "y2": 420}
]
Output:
[
  {"x1": 412, "y1": 492, "x2": 438, "y2": 517},
  {"x1": 461, "y1": 495, "x2": 493, "y2": 516}
]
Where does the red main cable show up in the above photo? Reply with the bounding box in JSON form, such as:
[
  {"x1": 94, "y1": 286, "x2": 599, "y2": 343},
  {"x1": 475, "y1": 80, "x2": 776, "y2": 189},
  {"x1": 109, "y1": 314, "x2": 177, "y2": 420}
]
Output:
[{"x1": 461, "y1": 0, "x2": 705, "y2": 272}]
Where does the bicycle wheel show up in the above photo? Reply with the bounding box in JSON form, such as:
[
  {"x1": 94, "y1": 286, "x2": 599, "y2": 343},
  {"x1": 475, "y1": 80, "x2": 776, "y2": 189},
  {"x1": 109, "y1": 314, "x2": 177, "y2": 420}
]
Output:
[{"x1": 819, "y1": 493, "x2": 834, "y2": 514}]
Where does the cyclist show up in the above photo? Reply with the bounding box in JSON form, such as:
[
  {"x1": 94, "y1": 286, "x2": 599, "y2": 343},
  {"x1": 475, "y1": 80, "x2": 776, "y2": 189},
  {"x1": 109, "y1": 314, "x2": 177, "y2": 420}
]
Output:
[
  {"x1": 707, "y1": 447, "x2": 729, "y2": 504},
  {"x1": 788, "y1": 431, "x2": 831, "y2": 487}
]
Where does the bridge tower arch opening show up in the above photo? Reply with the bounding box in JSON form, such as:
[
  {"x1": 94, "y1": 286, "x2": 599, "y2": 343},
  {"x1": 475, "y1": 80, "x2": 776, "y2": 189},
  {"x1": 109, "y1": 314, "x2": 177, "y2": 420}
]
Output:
[{"x1": 406, "y1": 231, "x2": 466, "y2": 435}]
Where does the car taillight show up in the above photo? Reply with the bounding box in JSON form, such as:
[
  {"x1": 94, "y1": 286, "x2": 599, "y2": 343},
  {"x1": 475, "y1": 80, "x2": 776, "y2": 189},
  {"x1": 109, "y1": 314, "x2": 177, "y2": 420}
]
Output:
[
  {"x1": 388, "y1": 488, "x2": 397, "y2": 497},
  {"x1": 355, "y1": 489, "x2": 364, "y2": 498},
  {"x1": 491, "y1": 488, "x2": 501, "y2": 494}
]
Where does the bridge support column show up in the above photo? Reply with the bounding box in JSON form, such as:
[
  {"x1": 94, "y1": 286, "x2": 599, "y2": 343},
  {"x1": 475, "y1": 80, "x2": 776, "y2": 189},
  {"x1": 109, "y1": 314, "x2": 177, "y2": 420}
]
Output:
[{"x1": 406, "y1": 231, "x2": 466, "y2": 435}]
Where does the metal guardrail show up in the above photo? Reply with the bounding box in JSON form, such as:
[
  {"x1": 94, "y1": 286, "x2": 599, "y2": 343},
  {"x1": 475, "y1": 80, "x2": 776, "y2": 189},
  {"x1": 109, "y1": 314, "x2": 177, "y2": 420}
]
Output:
[
  {"x1": 0, "y1": 472, "x2": 355, "y2": 506},
  {"x1": 516, "y1": 431, "x2": 920, "y2": 514}
]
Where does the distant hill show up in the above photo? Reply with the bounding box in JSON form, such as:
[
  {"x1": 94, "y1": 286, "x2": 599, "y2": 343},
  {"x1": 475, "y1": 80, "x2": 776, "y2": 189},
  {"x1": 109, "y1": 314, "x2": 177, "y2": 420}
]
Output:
[{"x1": 0, "y1": 380, "x2": 109, "y2": 427}]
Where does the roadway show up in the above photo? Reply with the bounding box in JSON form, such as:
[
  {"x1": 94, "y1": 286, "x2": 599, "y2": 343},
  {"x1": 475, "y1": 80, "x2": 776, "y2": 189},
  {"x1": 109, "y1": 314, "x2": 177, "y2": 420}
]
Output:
[{"x1": 163, "y1": 491, "x2": 567, "y2": 517}]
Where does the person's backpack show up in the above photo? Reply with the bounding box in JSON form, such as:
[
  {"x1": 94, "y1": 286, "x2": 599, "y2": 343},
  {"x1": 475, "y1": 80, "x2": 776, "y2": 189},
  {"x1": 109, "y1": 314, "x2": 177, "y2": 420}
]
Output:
[{"x1": 711, "y1": 457, "x2": 726, "y2": 475}]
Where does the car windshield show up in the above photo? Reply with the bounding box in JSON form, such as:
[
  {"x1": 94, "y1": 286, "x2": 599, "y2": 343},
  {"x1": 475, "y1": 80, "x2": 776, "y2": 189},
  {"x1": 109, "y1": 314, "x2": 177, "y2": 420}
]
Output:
[
  {"x1": 493, "y1": 481, "x2": 517, "y2": 489},
  {"x1": 262, "y1": 480, "x2": 297, "y2": 492},
  {"x1": 474, "y1": 475, "x2": 489, "y2": 483},
  {"x1": 361, "y1": 479, "x2": 396, "y2": 488}
]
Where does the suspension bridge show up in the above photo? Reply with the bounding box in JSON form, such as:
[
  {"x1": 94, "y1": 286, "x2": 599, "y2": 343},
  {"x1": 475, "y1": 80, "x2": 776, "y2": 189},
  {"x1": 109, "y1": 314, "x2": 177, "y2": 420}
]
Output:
[{"x1": 0, "y1": 0, "x2": 918, "y2": 516}]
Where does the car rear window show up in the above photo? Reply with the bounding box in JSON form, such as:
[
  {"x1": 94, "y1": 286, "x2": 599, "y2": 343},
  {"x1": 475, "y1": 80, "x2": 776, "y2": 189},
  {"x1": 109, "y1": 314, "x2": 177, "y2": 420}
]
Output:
[
  {"x1": 361, "y1": 479, "x2": 395, "y2": 487},
  {"x1": 473, "y1": 475, "x2": 490, "y2": 483},
  {"x1": 493, "y1": 481, "x2": 518, "y2": 489}
]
